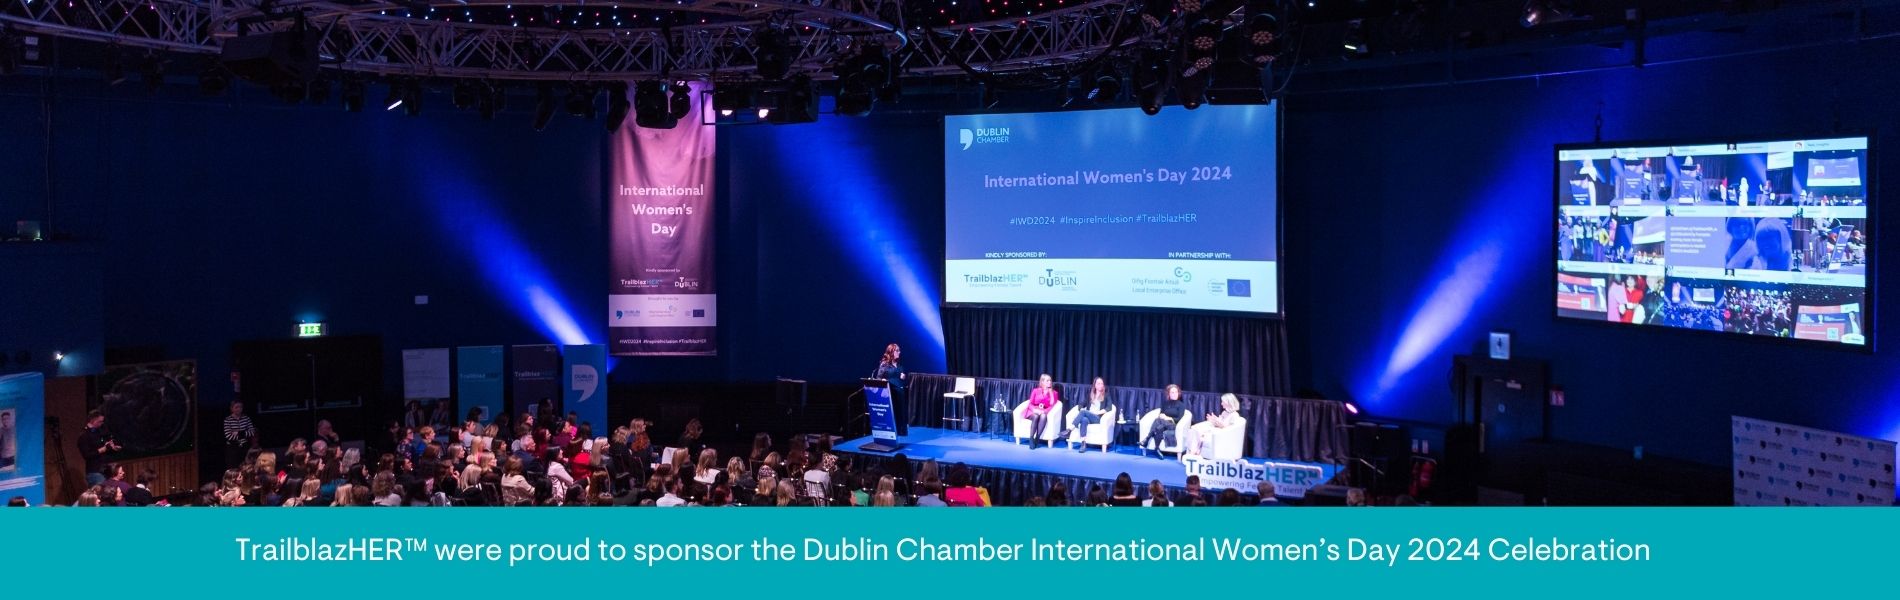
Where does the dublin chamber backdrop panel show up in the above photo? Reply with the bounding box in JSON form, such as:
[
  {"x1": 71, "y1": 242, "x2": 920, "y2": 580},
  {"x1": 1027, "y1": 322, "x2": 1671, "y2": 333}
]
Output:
[
  {"x1": 943, "y1": 106, "x2": 1280, "y2": 314},
  {"x1": 1555, "y1": 135, "x2": 1872, "y2": 347}
]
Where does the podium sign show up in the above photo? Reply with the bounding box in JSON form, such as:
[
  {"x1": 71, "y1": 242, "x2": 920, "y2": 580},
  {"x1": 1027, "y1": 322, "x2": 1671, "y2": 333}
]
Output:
[{"x1": 860, "y1": 378, "x2": 901, "y2": 453}]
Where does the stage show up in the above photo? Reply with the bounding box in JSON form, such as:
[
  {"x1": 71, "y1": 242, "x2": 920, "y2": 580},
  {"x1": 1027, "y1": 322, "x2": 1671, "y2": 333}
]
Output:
[{"x1": 837, "y1": 427, "x2": 1338, "y2": 506}]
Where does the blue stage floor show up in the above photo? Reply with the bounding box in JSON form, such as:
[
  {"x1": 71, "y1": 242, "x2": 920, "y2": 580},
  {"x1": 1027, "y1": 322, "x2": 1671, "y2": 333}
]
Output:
[{"x1": 837, "y1": 427, "x2": 1335, "y2": 489}]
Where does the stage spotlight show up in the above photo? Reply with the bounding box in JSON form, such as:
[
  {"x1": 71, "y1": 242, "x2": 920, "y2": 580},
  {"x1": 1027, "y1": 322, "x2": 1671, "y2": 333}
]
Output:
[
  {"x1": 384, "y1": 80, "x2": 405, "y2": 111},
  {"x1": 669, "y1": 81, "x2": 692, "y2": 120},
  {"x1": 757, "y1": 108, "x2": 770, "y2": 119},
  {"x1": 1176, "y1": 19, "x2": 1218, "y2": 109},
  {"x1": 531, "y1": 82, "x2": 556, "y2": 131},
  {"x1": 139, "y1": 53, "x2": 165, "y2": 92},
  {"x1": 564, "y1": 84, "x2": 596, "y2": 118},
  {"x1": 305, "y1": 77, "x2": 331, "y2": 104},
  {"x1": 1131, "y1": 47, "x2": 1170, "y2": 115},
  {"x1": 633, "y1": 80, "x2": 676, "y2": 129},
  {"x1": 103, "y1": 45, "x2": 127, "y2": 85},
  {"x1": 1343, "y1": 19, "x2": 1368, "y2": 55},
  {"x1": 753, "y1": 24, "x2": 794, "y2": 81},
  {"x1": 1085, "y1": 72, "x2": 1121, "y2": 105},
  {"x1": 713, "y1": 85, "x2": 754, "y2": 117},
  {"x1": 341, "y1": 77, "x2": 365, "y2": 112},
  {"x1": 602, "y1": 81, "x2": 631, "y2": 131},
  {"x1": 451, "y1": 80, "x2": 478, "y2": 110},
  {"x1": 1344, "y1": 402, "x2": 1361, "y2": 416},
  {"x1": 1139, "y1": 0, "x2": 1171, "y2": 29},
  {"x1": 489, "y1": 82, "x2": 508, "y2": 113},
  {"x1": 1245, "y1": 5, "x2": 1282, "y2": 66},
  {"x1": 0, "y1": 27, "x2": 19, "y2": 75},
  {"x1": 833, "y1": 46, "x2": 890, "y2": 117},
  {"x1": 198, "y1": 66, "x2": 230, "y2": 97},
  {"x1": 1521, "y1": 0, "x2": 1577, "y2": 28},
  {"x1": 403, "y1": 79, "x2": 422, "y2": 116},
  {"x1": 766, "y1": 75, "x2": 817, "y2": 124}
]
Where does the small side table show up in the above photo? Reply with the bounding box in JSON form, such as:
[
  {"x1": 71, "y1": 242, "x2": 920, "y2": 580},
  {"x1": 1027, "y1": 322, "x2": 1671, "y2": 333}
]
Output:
[{"x1": 986, "y1": 406, "x2": 1012, "y2": 437}]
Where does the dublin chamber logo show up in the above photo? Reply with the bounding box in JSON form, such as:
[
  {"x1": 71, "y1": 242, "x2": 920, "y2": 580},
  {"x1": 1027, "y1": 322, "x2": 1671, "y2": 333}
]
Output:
[
  {"x1": 957, "y1": 127, "x2": 1011, "y2": 150},
  {"x1": 1039, "y1": 268, "x2": 1079, "y2": 290}
]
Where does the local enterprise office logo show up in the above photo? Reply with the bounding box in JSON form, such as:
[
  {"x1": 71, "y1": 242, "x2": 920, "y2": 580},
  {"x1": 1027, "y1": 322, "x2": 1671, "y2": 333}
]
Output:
[{"x1": 957, "y1": 126, "x2": 1011, "y2": 150}]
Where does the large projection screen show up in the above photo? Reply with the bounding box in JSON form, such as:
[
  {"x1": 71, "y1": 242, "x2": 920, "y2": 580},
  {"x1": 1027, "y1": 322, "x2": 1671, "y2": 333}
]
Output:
[
  {"x1": 1555, "y1": 135, "x2": 1872, "y2": 348},
  {"x1": 943, "y1": 105, "x2": 1280, "y2": 314}
]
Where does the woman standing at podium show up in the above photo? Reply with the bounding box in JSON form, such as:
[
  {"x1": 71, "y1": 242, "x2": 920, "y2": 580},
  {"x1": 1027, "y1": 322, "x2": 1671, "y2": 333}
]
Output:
[{"x1": 874, "y1": 343, "x2": 909, "y2": 436}]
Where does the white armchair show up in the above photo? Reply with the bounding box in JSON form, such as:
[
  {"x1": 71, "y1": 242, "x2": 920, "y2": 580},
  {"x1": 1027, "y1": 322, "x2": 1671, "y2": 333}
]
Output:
[
  {"x1": 1012, "y1": 399, "x2": 1064, "y2": 446},
  {"x1": 1063, "y1": 405, "x2": 1117, "y2": 452},
  {"x1": 1204, "y1": 415, "x2": 1248, "y2": 460},
  {"x1": 1137, "y1": 409, "x2": 1192, "y2": 458}
]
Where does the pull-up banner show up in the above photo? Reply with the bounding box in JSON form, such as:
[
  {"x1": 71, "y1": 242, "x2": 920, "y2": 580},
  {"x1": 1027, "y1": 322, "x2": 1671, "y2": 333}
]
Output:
[
  {"x1": 0, "y1": 372, "x2": 46, "y2": 506},
  {"x1": 562, "y1": 344, "x2": 608, "y2": 431},
  {"x1": 608, "y1": 81, "x2": 717, "y2": 356},
  {"x1": 456, "y1": 346, "x2": 504, "y2": 426}
]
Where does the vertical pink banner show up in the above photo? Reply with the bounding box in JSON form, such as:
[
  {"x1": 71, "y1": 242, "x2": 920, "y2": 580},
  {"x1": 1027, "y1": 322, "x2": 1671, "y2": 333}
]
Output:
[{"x1": 607, "y1": 82, "x2": 717, "y2": 356}]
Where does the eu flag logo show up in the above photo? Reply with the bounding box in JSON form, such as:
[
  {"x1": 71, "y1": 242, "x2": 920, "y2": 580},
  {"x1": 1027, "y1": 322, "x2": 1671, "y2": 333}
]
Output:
[{"x1": 1227, "y1": 279, "x2": 1252, "y2": 297}]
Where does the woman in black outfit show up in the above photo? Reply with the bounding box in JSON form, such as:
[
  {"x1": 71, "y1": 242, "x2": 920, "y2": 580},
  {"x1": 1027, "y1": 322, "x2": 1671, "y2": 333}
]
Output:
[{"x1": 873, "y1": 343, "x2": 909, "y2": 436}]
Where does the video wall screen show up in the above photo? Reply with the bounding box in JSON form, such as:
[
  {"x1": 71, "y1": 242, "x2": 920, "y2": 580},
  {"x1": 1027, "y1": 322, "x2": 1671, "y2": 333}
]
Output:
[
  {"x1": 943, "y1": 105, "x2": 1279, "y2": 314},
  {"x1": 1556, "y1": 136, "x2": 1871, "y2": 347}
]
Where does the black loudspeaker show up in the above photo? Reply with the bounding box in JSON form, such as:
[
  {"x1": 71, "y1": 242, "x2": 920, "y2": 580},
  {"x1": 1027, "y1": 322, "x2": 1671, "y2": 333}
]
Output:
[
  {"x1": 1302, "y1": 484, "x2": 1355, "y2": 506},
  {"x1": 775, "y1": 378, "x2": 807, "y2": 410},
  {"x1": 1436, "y1": 424, "x2": 1482, "y2": 505},
  {"x1": 220, "y1": 30, "x2": 320, "y2": 85},
  {"x1": 1348, "y1": 422, "x2": 1410, "y2": 496}
]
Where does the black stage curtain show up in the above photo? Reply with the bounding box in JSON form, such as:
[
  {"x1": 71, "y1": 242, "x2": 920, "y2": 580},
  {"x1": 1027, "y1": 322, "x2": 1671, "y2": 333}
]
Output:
[
  {"x1": 943, "y1": 306, "x2": 1291, "y2": 396},
  {"x1": 906, "y1": 373, "x2": 1349, "y2": 466},
  {"x1": 849, "y1": 453, "x2": 1138, "y2": 507}
]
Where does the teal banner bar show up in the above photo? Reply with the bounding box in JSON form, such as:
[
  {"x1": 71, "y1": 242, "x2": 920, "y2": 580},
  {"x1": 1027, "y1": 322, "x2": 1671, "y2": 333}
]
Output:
[{"x1": 0, "y1": 508, "x2": 1894, "y2": 595}]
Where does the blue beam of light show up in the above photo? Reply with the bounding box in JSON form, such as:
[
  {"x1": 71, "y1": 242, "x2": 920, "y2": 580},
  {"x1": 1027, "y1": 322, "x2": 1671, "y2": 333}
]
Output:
[
  {"x1": 411, "y1": 140, "x2": 595, "y2": 349},
  {"x1": 1352, "y1": 149, "x2": 1544, "y2": 410},
  {"x1": 765, "y1": 121, "x2": 946, "y2": 359}
]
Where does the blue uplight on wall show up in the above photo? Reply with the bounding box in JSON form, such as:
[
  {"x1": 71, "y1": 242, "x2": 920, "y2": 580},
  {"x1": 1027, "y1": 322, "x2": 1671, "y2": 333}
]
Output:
[
  {"x1": 765, "y1": 119, "x2": 946, "y2": 359},
  {"x1": 414, "y1": 141, "x2": 596, "y2": 348},
  {"x1": 1352, "y1": 141, "x2": 1547, "y2": 411}
]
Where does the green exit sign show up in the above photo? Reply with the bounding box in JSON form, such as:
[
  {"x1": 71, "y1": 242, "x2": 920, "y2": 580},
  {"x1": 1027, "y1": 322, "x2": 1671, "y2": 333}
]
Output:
[{"x1": 297, "y1": 322, "x2": 327, "y2": 338}]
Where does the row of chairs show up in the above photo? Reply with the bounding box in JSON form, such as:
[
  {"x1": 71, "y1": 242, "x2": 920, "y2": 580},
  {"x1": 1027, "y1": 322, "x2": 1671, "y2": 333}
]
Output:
[{"x1": 1007, "y1": 399, "x2": 1246, "y2": 460}]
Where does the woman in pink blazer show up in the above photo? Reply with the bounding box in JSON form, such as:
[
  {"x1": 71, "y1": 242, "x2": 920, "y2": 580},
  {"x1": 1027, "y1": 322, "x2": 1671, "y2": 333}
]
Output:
[{"x1": 1021, "y1": 374, "x2": 1059, "y2": 448}]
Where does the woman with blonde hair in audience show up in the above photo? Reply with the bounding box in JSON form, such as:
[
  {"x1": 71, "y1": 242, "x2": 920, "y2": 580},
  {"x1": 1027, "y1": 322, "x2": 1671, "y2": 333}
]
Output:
[
  {"x1": 670, "y1": 447, "x2": 694, "y2": 482},
  {"x1": 774, "y1": 479, "x2": 799, "y2": 506},
  {"x1": 727, "y1": 457, "x2": 754, "y2": 495},
  {"x1": 284, "y1": 478, "x2": 322, "y2": 506},
  {"x1": 872, "y1": 475, "x2": 897, "y2": 507},
  {"x1": 693, "y1": 448, "x2": 721, "y2": 486},
  {"x1": 500, "y1": 457, "x2": 535, "y2": 506},
  {"x1": 461, "y1": 452, "x2": 492, "y2": 490},
  {"x1": 754, "y1": 476, "x2": 778, "y2": 506}
]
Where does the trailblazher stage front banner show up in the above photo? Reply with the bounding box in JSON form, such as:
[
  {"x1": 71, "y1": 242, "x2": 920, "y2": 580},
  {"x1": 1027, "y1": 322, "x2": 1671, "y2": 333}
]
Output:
[
  {"x1": 608, "y1": 81, "x2": 716, "y2": 356},
  {"x1": 0, "y1": 373, "x2": 46, "y2": 506}
]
